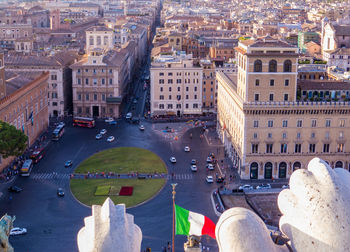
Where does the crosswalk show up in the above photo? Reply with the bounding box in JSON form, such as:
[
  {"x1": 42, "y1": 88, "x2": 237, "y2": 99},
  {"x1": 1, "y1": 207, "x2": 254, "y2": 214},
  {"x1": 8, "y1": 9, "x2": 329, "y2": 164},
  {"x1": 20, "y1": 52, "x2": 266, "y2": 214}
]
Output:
[
  {"x1": 30, "y1": 173, "x2": 71, "y2": 180},
  {"x1": 167, "y1": 173, "x2": 193, "y2": 180}
]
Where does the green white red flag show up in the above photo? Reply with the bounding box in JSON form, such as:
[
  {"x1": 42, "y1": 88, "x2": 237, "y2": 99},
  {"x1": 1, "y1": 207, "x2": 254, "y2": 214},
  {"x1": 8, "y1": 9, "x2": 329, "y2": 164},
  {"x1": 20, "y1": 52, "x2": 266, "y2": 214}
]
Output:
[{"x1": 175, "y1": 204, "x2": 216, "y2": 239}]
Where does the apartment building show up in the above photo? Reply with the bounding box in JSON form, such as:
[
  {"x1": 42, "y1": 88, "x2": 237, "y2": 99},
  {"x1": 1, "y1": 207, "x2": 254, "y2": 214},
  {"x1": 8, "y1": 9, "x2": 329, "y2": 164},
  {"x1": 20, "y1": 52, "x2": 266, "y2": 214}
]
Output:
[
  {"x1": 217, "y1": 37, "x2": 350, "y2": 180},
  {"x1": 150, "y1": 52, "x2": 203, "y2": 116},
  {"x1": 0, "y1": 54, "x2": 4, "y2": 99},
  {"x1": 0, "y1": 71, "x2": 49, "y2": 172},
  {"x1": 200, "y1": 60, "x2": 216, "y2": 112}
]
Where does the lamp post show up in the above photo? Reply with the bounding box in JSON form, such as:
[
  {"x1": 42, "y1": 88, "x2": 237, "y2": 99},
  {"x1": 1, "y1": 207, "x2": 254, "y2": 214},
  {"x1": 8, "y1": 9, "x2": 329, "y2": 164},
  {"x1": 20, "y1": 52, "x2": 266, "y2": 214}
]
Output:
[{"x1": 171, "y1": 183, "x2": 177, "y2": 252}]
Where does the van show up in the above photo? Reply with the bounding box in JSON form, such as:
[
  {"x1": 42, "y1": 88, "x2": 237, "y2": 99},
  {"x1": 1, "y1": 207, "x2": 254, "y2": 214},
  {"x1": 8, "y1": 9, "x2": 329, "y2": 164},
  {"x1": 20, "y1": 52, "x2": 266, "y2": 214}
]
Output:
[{"x1": 20, "y1": 159, "x2": 33, "y2": 176}]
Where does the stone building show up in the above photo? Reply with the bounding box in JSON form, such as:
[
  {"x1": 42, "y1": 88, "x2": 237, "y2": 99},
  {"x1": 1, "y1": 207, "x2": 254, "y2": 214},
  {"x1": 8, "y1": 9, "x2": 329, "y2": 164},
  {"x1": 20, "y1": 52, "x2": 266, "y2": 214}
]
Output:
[
  {"x1": 217, "y1": 37, "x2": 350, "y2": 180},
  {"x1": 200, "y1": 59, "x2": 217, "y2": 113},
  {"x1": 0, "y1": 70, "x2": 49, "y2": 172},
  {"x1": 0, "y1": 53, "x2": 5, "y2": 99},
  {"x1": 0, "y1": 23, "x2": 33, "y2": 51},
  {"x1": 150, "y1": 51, "x2": 203, "y2": 117}
]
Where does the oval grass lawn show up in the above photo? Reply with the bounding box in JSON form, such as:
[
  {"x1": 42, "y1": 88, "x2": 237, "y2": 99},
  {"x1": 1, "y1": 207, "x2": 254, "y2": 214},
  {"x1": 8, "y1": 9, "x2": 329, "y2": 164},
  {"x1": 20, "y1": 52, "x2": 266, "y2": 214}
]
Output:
[{"x1": 75, "y1": 147, "x2": 167, "y2": 174}]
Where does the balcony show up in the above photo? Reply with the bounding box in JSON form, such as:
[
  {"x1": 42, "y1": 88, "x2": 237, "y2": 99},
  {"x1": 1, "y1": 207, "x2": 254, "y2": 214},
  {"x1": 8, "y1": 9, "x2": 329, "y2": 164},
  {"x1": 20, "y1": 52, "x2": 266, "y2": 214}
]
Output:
[{"x1": 106, "y1": 97, "x2": 122, "y2": 104}]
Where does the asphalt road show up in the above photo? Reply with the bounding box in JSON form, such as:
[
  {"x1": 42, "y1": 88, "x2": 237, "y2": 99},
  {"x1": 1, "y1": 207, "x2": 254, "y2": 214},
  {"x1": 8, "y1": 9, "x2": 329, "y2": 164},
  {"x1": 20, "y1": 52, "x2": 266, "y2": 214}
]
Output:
[{"x1": 0, "y1": 119, "x2": 221, "y2": 252}]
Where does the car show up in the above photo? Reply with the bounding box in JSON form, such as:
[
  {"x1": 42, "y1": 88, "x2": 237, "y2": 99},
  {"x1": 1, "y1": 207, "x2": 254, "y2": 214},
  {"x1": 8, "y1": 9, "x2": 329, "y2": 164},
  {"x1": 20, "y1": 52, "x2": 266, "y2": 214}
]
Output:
[
  {"x1": 100, "y1": 129, "x2": 107, "y2": 135},
  {"x1": 139, "y1": 125, "x2": 145, "y2": 131},
  {"x1": 10, "y1": 227, "x2": 27, "y2": 236},
  {"x1": 131, "y1": 117, "x2": 140, "y2": 124},
  {"x1": 206, "y1": 157, "x2": 213, "y2": 163},
  {"x1": 109, "y1": 120, "x2": 117, "y2": 125},
  {"x1": 170, "y1": 157, "x2": 176, "y2": 163},
  {"x1": 191, "y1": 159, "x2": 197, "y2": 165},
  {"x1": 8, "y1": 186, "x2": 23, "y2": 193},
  {"x1": 64, "y1": 160, "x2": 72, "y2": 167},
  {"x1": 58, "y1": 122, "x2": 65, "y2": 127},
  {"x1": 126, "y1": 112, "x2": 132, "y2": 119},
  {"x1": 190, "y1": 165, "x2": 197, "y2": 172},
  {"x1": 256, "y1": 184, "x2": 272, "y2": 190},
  {"x1": 282, "y1": 184, "x2": 289, "y2": 189},
  {"x1": 57, "y1": 188, "x2": 65, "y2": 197},
  {"x1": 132, "y1": 98, "x2": 138, "y2": 104},
  {"x1": 206, "y1": 176, "x2": 214, "y2": 183},
  {"x1": 95, "y1": 134, "x2": 102, "y2": 140},
  {"x1": 216, "y1": 176, "x2": 225, "y2": 183},
  {"x1": 239, "y1": 184, "x2": 253, "y2": 190},
  {"x1": 206, "y1": 163, "x2": 214, "y2": 170},
  {"x1": 184, "y1": 146, "x2": 190, "y2": 152},
  {"x1": 105, "y1": 117, "x2": 114, "y2": 123},
  {"x1": 107, "y1": 136, "x2": 115, "y2": 142},
  {"x1": 209, "y1": 153, "x2": 215, "y2": 158}
]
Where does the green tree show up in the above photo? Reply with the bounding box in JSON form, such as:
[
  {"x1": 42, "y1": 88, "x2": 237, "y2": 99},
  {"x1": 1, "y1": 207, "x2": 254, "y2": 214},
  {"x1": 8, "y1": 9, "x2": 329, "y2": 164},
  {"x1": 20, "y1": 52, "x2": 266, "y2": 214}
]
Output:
[{"x1": 0, "y1": 121, "x2": 28, "y2": 158}]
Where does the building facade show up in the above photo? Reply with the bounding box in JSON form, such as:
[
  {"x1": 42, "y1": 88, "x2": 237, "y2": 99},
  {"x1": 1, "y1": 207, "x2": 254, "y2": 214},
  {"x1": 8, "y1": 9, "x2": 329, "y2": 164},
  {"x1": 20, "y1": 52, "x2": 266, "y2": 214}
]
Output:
[
  {"x1": 217, "y1": 37, "x2": 350, "y2": 180},
  {"x1": 0, "y1": 71, "x2": 49, "y2": 172},
  {"x1": 150, "y1": 52, "x2": 203, "y2": 116},
  {"x1": 0, "y1": 53, "x2": 4, "y2": 99}
]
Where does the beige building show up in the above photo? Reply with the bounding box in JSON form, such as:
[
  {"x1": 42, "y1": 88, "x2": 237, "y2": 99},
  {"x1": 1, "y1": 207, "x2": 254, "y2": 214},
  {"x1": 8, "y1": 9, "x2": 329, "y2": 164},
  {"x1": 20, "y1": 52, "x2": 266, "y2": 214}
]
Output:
[
  {"x1": 217, "y1": 37, "x2": 350, "y2": 180},
  {"x1": 200, "y1": 60, "x2": 216, "y2": 113},
  {"x1": 150, "y1": 52, "x2": 203, "y2": 116},
  {"x1": 0, "y1": 54, "x2": 4, "y2": 99},
  {"x1": 0, "y1": 70, "x2": 49, "y2": 172}
]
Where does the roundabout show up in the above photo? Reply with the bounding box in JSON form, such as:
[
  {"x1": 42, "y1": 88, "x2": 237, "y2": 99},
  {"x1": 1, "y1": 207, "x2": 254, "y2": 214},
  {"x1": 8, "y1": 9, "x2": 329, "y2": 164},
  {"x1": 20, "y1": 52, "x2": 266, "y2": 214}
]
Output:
[{"x1": 70, "y1": 147, "x2": 167, "y2": 207}]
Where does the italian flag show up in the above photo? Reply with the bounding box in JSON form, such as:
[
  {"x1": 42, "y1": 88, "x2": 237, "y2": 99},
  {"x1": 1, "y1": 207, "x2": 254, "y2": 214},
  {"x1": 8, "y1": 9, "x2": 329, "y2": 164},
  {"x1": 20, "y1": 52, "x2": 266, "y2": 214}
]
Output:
[{"x1": 175, "y1": 204, "x2": 216, "y2": 239}]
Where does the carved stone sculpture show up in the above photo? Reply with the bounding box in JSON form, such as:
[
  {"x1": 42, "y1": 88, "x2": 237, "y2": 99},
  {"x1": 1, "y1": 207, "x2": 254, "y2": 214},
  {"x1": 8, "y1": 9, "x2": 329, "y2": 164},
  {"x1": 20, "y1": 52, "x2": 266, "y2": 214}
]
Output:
[
  {"x1": 77, "y1": 198, "x2": 142, "y2": 252},
  {"x1": 0, "y1": 214, "x2": 15, "y2": 252},
  {"x1": 216, "y1": 157, "x2": 350, "y2": 252}
]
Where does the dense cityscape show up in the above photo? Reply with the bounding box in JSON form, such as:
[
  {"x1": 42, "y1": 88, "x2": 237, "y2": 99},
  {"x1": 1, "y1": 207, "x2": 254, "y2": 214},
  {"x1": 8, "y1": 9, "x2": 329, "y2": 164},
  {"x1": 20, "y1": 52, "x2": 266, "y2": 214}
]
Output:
[{"x1": 0, "y1": 0, "x2": 350, "y2": 251}]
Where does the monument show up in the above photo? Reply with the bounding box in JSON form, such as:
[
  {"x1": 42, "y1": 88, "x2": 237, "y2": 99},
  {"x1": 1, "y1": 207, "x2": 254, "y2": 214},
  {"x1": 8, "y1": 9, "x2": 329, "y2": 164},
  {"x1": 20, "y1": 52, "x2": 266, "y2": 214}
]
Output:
[{"x1": 0, "y1": 214, "x2": 15, "y2": 252}]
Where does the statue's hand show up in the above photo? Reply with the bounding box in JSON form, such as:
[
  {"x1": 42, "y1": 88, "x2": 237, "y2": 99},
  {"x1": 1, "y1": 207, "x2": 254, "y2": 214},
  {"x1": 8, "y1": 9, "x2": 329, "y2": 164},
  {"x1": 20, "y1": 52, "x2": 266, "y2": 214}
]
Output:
[
  {"x1": 216, "y1": 207, "x2": 289, "y2": 252},
  {"x1": 278, "y1": 158, "x2": 350, "y2": 252}
]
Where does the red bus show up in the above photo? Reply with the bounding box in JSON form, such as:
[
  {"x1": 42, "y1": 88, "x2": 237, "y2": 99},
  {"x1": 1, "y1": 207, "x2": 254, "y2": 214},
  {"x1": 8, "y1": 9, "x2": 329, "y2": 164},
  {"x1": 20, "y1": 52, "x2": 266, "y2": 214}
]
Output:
[
  {"x1": 73, "y1": 117, "x2": 95, "y2": 128},
  {"x1": 30, "y1": 148, "x2": 45, "y2": 164}
]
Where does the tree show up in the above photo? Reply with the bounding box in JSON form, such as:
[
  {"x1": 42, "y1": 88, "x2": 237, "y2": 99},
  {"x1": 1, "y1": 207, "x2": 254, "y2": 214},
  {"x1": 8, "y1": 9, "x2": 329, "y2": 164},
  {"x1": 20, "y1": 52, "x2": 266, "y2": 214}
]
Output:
[{"x1": 0, "y1": 121, "x2": 28, "y2": 159}]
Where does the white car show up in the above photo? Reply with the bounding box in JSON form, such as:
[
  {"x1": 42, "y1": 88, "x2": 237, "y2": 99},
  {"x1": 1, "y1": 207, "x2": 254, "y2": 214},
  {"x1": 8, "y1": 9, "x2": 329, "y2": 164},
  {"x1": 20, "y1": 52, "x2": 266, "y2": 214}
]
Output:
[
  {"x1": 10, "y1": 227, "x2": 27, "y2": 236},
  {"x1": 206, "y1": 176, "x2": 214, "y2": 183},
  {"x1": 95, "y1": 134, "x2": 102, "y2": 140},
  {"x1": 206, "y1": 164, "x2": 214, "y2": 170},
  {"x1": 170, "y1": 157, "x2": 176, "y2": 163},
  {"x1": 105, "y1": 118, "x2": 114, "y2": 123},
  {"x1": 184, "y1": 146, "x2": 190, "y2": 152},
  {"x1": 107, "y1": 136, "x2": 115, "y2": 142},
  {"x1": 239, "y1": 184, "x2": 253, "y2": 190},
  {"x1": 100, "y1": 129, "x2": 107, "y2": 135},
  {"x1": 282, "y1": 184, "x2": 289, "y2": 189},
  {"x1": 139, "y1": 125, "x2": 145, "y2": 131},
  {"x1": 190, "y1": 165, "x2": 197, "y2": 172},
  {"x1": 126, "y1": 112, "x2": 132, "y2": 119},
  {"x1": 256, "y1": 184, "x2": 272, "y2": 190},
  {"x1": 206, "y1": 157, "x2": 213, "y2": 163}
]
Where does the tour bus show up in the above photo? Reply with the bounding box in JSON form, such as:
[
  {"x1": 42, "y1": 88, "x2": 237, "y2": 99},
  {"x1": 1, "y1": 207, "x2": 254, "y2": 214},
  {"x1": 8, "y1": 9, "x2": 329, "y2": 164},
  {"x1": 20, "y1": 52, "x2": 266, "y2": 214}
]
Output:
[
  {"x1": 20, "y1": 159, "x2": 33, "y2": 177},
  {"x1": 52, "y1": 125, "x2": 65, "y2": 141},
  {"x1": 30, "y1": 148, "x2": 45, "y2": 164},
  {"x1": 72, "y1": 117, "x2": 95, "y2": 128}
]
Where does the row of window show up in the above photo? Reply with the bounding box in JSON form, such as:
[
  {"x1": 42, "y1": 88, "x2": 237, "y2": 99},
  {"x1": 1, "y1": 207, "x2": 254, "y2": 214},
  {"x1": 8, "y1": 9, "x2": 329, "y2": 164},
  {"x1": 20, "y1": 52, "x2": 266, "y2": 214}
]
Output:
[
  {"x1": 160, "y1": 86, "x2": 199, "y2": 92},
  {"x1": 77, "y1": 106, "x2": 114, "y2": 115},
  {"x1": 76, "y1": 93, "x2": 112, "y2": 101},
  {"x1": 158, "y1": 79, "x2": 199, "y2": 84},
  {"x1": 253, "y1": 119, "x2": 344, "y2": 128},
  {"x1": 157, "y1": 103, "x2": 199, "y2": 109},
  {"x1": 76, "y1": 78, "x2": 113, "y2": 85},
  {"x1": 254, "y1": 93, "x2": 289, "y2": 102},
  {"x1": 88, "y1": 35, "x2": 110, "y2": 46},
  {"x1": 159, "y1": 94, "x2": 199, "y2": 100},
  {"x1": 77, "y1": 69, "x2": 113, "y2": 74},
  {"x1": 255, "y1": 79, "x2": 289, "y2": 87},
  {"x1": 252, "y1": 131, "x2": 344, "y2": 139},
  {"x1": 159, "y1": 72, "x2": 199, "y2": 76},
  {"x1": 251, "y1": 143, "x2": 345, "y2": 154},
  {"x1": 253, "y1": 59, "x2": 292, "y2": 72}
]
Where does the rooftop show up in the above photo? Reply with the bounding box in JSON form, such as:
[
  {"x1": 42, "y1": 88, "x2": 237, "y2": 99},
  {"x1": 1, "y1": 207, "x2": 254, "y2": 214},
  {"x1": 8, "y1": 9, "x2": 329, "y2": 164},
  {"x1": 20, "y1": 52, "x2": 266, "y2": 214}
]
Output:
[{"x1": 5, "y1": 71, "x2": 44, "y2": 96}]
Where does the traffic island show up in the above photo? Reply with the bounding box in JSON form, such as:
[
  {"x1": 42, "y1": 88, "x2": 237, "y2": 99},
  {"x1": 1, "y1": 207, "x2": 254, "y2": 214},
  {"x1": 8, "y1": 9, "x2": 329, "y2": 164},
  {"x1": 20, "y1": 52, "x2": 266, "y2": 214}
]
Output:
[{"x1": 70, "y1": 147, "x2": 167, "y2": 207}]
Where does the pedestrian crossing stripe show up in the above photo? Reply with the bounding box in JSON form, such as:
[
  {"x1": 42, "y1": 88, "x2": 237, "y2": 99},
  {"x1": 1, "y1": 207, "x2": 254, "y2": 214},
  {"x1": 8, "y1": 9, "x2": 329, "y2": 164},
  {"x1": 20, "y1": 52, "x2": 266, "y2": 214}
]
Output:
[
  {"x1": 167, "y1": 174, "x2": 193, "y2": 180},
  {"x1": 30, "y1": 173, "x2": 70, "y2": 180}
]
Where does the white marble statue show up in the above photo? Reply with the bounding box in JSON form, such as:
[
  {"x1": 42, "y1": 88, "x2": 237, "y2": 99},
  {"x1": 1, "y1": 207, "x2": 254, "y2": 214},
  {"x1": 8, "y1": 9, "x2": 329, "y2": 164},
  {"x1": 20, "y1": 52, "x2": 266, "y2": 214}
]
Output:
[
  {"x1": 216, "y1": 157, "x2": 350, "y2": 252},
  {"x1": 77, "y1": 198, "x2": 142, "y2": 252}
]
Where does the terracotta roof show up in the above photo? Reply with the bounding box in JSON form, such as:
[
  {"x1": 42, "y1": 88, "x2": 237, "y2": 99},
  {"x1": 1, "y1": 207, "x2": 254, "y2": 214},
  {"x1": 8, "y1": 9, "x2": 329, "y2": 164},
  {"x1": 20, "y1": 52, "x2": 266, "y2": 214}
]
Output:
[
  {"x1": 86, "y1": 26, "x2": 113, "y2": 32},
  {"x1": 5, "y1": 71, "x2": 43, "y2": 95},
  {"x1": 298, "y1": 80, "x2": 350, "y2": 91},
  {"x1": 333, "y1": 25, "x2": 350, "y2": 36},
  {"x1": 5, "y1": 55, "x2": 60, "y2": 67}
]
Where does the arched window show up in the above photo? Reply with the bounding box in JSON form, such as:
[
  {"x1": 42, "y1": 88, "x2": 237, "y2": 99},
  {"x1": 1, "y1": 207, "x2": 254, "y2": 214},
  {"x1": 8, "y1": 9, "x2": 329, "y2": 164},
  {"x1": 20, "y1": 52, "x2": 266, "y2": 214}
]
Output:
[
  {"x1": 293, "y1": 162, "x2": 301, "y2": 171},
  {"x1": 254, "y1": 60, "x2": 262, "y2": 72},
  {"x1": 0, "y1": 59, "x2": 2, "y2": 67},
  {"x1": 269, "y1": 60, "x2": 277, "y2": 72},
  {"x1": 335, "y1": 161, "x2": 343, "y2": 168},
  {"x1": 283, "y1": 60, "x2": 292, "y2": 72},
  {"x1": 264, "y1": 162, "x2": 273, "y2": 179},
  {"x1": 279, "y1": 162, "x2": 287, "y2": 178},
  {"x1": 250, "y1": 162, "x2": 258, "y2": 179}
]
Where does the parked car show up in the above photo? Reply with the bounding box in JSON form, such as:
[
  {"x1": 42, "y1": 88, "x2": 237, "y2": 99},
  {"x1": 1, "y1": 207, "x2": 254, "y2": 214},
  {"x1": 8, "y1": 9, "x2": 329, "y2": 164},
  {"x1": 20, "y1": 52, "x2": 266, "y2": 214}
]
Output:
[
  {"x1": 58, "y1": 122, "x2": 65, "y2": 128},
  {"x1": 95, "y1": 134, "x2": 102, "y2": 140},
  {"x1": 10, "y1": 227, "x2": 27, "y2": 236},
  {"x1": 126, "y1": 112, "x2": 132, "y2": 119},
  {"x1": 57, "y1": 188, "x2": 65, "y2": 197},
  {"x1": 216, "y1": 176, "x2": 225, "y2": 183},
  {"x1": 191, "y1": 159, "x2": 197, "y2": 165},
  {"x1": 100, "y1": 129, "x2": 107, "y2": 135},
  {"x1": 139, "y1": 125, "x2": 145, "y2": 131},
  {"x1": 256, "y1": 184, "x2": 272, "y2": 189},
  {"x1": 206, "y1": 164, "x2": 214, "y2": 170},
  {"x1": 184, "y1": 146, "x2": 190, "y2": 152},
  {"x1": 190, "y1": 165, "x2": 197, "y2": 172},
  {"x1": 206, "y1": 157, "x2": 213, "y2": 163},
  {"x1": 107, "y1": 136, "x2": 115, "y2": 142},
  {"x1": 170, "y1": 157, "x2": 176, "y2": 163},
  {"x1": 64, "y1": 160, "x2": 72, "y2": 167},
  {"x1": 8, "y1": 186, "x2": 23, "y2": 193},
  {"x1": 105, "y1": 118, "x2": 114, "y2": 123},
  {"x1": 109, "y1": 120, "x2": 117, "y2": 125},
  {"x1": 282, "y1": 184, "x2": 289, "y2": 189},
  {"x1": 239, "y1": 184, "x2": 253, "y2": 190},
  {"x1": 206, "y1": 176, "x2": 214, "y2": 183}
]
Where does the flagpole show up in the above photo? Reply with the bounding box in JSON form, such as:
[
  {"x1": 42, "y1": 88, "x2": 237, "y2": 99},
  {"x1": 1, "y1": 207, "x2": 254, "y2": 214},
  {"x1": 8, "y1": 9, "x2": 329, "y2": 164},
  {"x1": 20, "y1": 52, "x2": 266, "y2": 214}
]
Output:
[{"x1": 171, "y1": 183, "x2": 177, "y2": 252}]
